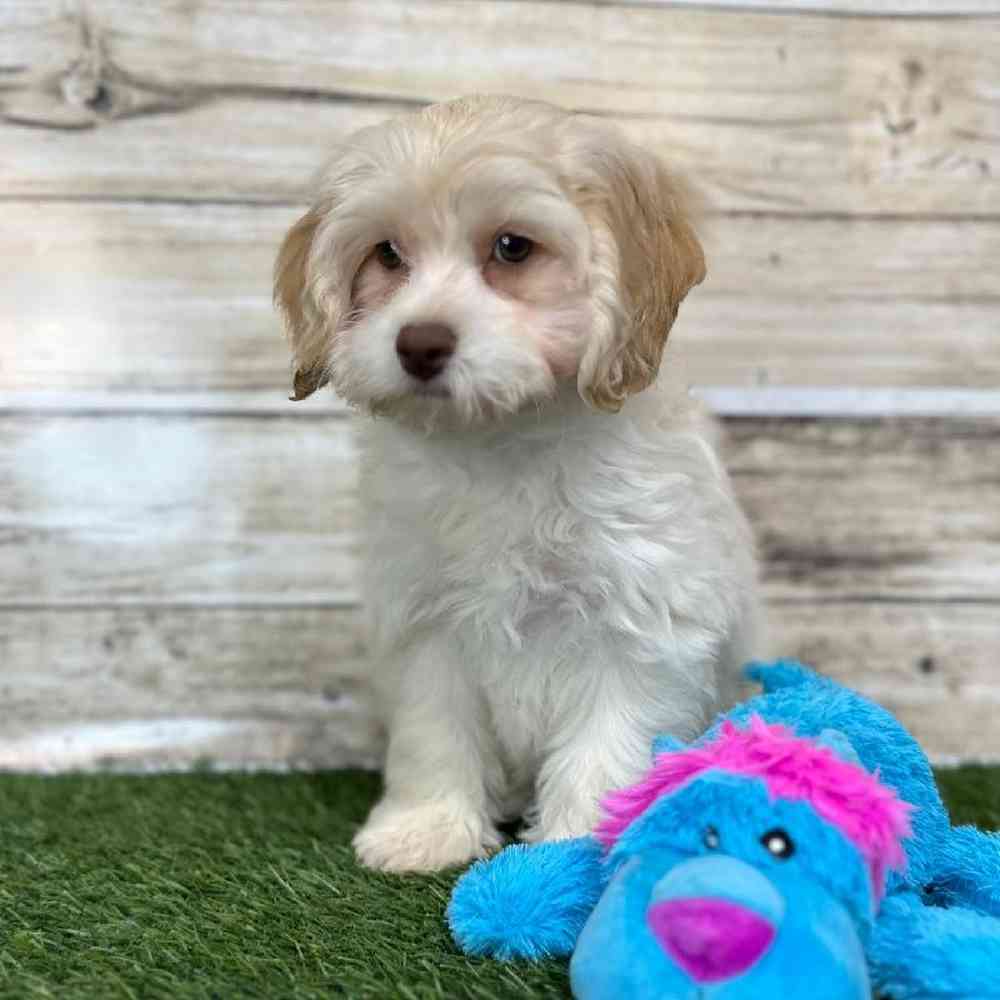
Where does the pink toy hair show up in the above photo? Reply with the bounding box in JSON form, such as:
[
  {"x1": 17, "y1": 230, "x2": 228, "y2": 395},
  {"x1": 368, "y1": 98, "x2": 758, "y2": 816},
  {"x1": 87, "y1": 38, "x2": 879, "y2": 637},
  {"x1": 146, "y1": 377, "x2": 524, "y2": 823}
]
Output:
[{"x1": 596, "y1": 716, "x2": 913, "y2": 899}]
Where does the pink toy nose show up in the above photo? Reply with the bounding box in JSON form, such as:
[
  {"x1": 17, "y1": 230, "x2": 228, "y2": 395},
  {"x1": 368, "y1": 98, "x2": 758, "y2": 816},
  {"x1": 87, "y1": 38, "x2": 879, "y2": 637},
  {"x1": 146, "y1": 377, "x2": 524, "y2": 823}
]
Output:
[{"x1": 647, "y1": 897, "x2": 775, "y2": 984}]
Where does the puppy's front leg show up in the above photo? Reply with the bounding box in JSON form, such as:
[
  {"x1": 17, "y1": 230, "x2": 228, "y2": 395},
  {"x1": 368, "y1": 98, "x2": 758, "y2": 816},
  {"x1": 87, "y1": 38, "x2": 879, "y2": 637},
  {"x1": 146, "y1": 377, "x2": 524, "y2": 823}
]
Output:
[
  {"x1": 524, "y1": 660, "x2": 710, "y2": 843},
  {"x1": 353, "y1": 635, "x2": 503, "y2": 873}
]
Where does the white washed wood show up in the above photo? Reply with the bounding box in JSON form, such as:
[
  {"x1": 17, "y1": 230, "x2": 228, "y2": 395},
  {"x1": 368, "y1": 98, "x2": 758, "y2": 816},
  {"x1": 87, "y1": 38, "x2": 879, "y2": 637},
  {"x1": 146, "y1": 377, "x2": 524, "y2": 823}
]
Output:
[
  {"x1": 0, "y1": 606, "x2": 380, "y2": 771},
  {"x1": 0, "y1": 414, "x2": 361, "y2": 605},
  {"x1": 2, "y1": 0, "x2": 998, "y2": 772},
  {"x1": 1, "y1": 601, "x2": 998, "y2": 769},
  {"x1": 4, "y1": 202, "x2": 999, "y2": 392},
  {"x1": 17, "y1": 2, "x2": 995, "y2": 117},
  {"x1": 2, "y1": 413, "x2": 998, "y2": 605},
  {"x1": 2, "y1": 2, "x2": 998, "y2": 215},
  {"x1": 8, "y1": 388, "x2": 1000, "y2": 418},
  {"x1": 0, "y1": 719, "x2": 380, "y2": 773},
  {"x1": 2, "y1": 92, "x2": 997, "y2": 218},
  {"x1": 592, "y1": 2, "x2": 1000, "y2": 11},
  {"x1": 726, "y1": 418, "x2": 1000, "y2": 599}
]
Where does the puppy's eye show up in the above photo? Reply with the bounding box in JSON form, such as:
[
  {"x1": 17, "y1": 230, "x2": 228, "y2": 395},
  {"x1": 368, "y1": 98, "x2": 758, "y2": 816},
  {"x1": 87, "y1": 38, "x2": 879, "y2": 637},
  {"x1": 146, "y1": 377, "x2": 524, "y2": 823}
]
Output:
[
  {"x1": 493, "y1": 233, "x2": 534, "y2": 264},
  {"x1": 703, "y1": 825, "x2": 721, "y2": 850},
  {"x1": 760, "y1": 829, "x2": 795, "y2": 860},
  {"x1": 375, "y1": 240, "x2": 403, "y2": 270}
]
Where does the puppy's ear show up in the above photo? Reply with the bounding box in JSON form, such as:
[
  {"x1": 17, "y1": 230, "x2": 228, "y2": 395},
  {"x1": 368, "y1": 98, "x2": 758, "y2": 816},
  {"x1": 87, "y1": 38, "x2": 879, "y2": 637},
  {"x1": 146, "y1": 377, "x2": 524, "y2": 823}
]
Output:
[
  {"x1": 579, "y1": 138, "x2": 706, "y2": 412},
  {"x1": 274, "y1": 207, "x2": 333, "y2": 400}
]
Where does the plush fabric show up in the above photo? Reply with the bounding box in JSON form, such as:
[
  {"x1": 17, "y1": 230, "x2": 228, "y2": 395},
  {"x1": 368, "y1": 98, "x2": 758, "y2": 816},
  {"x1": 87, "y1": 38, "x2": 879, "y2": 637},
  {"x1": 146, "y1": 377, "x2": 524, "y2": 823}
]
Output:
[
  {"x1": 597, "y1": 716, "x2": 912, "y2": 898},
  {"x1": 606, "y1": 775, "x2": 880, "y2": 930},
  {"x1": 447, "y1": 837, "x2": 606, "y2": 960},
  {"x1": 730, "y1": 661, "x2": 951, "y2": 897},
  {"x1": 448, "y1": 660, "x2": 1000, "y2": 999},
  {"x1": 869, "y1": 892, "x2": 1000, "y2": 999},
  {"x1": 570, "y1": 847, "x2": 869, "y2": 1000}
]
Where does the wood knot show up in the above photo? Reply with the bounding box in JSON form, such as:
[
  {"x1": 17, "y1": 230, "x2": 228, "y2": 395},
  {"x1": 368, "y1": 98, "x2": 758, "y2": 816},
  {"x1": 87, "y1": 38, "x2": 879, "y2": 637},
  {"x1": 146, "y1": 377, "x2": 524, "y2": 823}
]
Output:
[{"x1": 1, "y1": 9, "x2": 195, "y2": 130}]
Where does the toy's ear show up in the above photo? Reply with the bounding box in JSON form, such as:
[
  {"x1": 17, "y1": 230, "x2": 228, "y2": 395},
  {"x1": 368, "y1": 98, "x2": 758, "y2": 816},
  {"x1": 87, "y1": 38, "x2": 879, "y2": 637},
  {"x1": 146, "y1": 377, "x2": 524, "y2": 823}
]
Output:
[
  {"x1": 448, "y1": 838, "x2": 606, "y2": 961},
  {"x1": 816, "y1": 728, "x2": 863, "y2": 767}
]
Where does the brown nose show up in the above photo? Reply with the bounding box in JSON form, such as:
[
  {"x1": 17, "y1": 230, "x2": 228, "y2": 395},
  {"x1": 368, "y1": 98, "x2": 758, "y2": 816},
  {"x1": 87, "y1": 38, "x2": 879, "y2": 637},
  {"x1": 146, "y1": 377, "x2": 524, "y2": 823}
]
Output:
[{"x1": 396, "y1": 322, "x2": 457, "y2": 381}]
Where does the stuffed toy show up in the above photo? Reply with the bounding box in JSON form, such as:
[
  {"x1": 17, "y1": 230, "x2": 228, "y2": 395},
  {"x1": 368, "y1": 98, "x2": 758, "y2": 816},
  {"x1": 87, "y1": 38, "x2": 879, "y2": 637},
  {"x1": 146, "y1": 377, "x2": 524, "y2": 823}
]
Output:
[{"x1": 448, "y1": 661, "x2": 1000, "y2": 999}]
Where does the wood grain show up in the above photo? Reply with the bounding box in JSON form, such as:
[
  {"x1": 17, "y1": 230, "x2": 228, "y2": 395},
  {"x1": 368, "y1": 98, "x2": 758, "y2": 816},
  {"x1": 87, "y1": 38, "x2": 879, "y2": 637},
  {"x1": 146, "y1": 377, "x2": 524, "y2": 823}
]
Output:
[
  {"x1": 0, "y1": 605, "x2": 380, "y2": 771},
  {"x1": 2, "y1": 2, "x2": 998, "y2": 214},
  {"x1": 0, "y1": 413, "x2": 360, "y2": 605},
  {"x1": 606, "y1": 2, "x2": 1000, "y2": 11},
  {"x1": 1, "y1": 600, "x2": 996, "y2": 770},
  {"x1": 1, "y1": 413, "x2": 997, "y2": 606},
  {"x1": 2, "y1": 0, "x2": 998, "y2": 771},
  {"x1": 4, "y1": 201, "x2": 999, "y2": 392},
  {"x1": 725, "y1": 417, "x2": 1000, "y2": 600}
]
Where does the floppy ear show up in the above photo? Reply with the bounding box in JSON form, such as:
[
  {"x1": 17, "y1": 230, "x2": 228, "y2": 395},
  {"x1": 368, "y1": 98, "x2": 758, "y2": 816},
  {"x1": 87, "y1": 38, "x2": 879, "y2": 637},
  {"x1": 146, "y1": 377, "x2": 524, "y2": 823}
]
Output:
[
  {"x1": 580, "y1": 140, "x2": 706, "y2": 412},
  {"x1": 273, "y1": 206, "x2": 334, "y2": 400}
]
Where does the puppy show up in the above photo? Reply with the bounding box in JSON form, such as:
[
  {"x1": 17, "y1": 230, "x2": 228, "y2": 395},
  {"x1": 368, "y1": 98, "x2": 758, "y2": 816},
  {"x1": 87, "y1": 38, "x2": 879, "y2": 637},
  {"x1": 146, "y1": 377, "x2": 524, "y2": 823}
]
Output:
[{"x1": 275, "y1": 96, "x2": 759, "y2": 872}]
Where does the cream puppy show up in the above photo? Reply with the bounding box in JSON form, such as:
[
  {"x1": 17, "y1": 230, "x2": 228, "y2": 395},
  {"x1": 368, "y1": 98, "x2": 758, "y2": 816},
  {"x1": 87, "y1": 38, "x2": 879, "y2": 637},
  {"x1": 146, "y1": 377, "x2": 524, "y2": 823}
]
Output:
[{"x1": 275, "y1": 96, "x2": 759, "y2": 872}]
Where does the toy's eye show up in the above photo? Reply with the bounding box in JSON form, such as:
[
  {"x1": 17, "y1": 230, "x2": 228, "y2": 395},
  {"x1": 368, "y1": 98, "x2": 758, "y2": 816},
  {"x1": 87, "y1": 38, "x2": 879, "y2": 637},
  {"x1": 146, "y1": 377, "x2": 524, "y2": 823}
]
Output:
[
  {"x1": 703, "y1": 825, "x2": 721, "y2": 850},
  {"x1": 761, "y1": 828, "x2": 795, "y2": 859},
  {"x1": 493, "y1": 233, "x2": 534, "y2": 264},
  {"x1": 375, "y1": 240, "x2": 403, "y2": 270}
]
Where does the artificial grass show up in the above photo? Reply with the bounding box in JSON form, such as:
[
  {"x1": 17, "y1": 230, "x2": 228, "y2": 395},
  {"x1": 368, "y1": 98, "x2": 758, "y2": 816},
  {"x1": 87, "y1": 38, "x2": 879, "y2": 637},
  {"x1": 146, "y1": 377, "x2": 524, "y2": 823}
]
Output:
[{"x1": 0, "y1": 767, "x2": 998, "y2": 1000}]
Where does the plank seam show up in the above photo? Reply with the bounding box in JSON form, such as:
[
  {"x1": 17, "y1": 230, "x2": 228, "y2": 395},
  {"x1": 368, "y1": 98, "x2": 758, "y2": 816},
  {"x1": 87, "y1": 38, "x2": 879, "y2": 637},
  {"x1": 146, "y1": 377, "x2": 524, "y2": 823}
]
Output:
[
  {"x1": 501, "y1": 0, "x2": 1000, "y2": 17},
  {"x1": 765, "y1": 595, "x2": 1000, "y2": 606},
  {"x1": 4, "y1": 389, "x2": 1000, "y2": 418},
  {"x1": 2, "y1": 195, "x2": 999, "y2": 224},
  {"x1": 0, "y1": 602, "x2": 362, "y2": 612},
  {"x1": 3, "y1": 597, "x2": 999, "y2": 612}
]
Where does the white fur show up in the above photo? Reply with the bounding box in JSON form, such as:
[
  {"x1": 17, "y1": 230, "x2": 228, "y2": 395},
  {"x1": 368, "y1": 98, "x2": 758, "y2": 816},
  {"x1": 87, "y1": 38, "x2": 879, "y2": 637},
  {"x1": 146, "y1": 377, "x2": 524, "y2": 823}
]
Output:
[
  {"x1": 277, "y1": 97, "x2": 760, "y2": 872},
  {"x1": 353, "y1": 382, "x2": 758, "y2": 870}
]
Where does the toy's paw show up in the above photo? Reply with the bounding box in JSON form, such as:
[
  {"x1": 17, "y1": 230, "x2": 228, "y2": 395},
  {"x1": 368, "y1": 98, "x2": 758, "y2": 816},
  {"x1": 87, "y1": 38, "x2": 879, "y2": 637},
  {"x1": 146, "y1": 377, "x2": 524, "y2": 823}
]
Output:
[
  {"x1": 871, "y1": 892, "x2": 1000, "y2": 999},
  {"x1": 353, "y1": 797, "x2": 501, "y2": 873},
  {"x1": 448, "y1": 838, "x2": 605, "y2": 960}
]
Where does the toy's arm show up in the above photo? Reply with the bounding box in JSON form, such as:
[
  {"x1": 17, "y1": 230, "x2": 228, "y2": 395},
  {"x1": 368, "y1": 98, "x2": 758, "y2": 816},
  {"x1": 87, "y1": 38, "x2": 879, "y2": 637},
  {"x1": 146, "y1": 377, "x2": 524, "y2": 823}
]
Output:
[
  {"x1": 928, "y1": 825, "x2": 1000, "y2": 917},
  {"x1": 869, "y1": 891, "x2": 1000, "y2": 999},
  {"x1": 448, "y1": 837, "x2": 606, "y2": 960}
]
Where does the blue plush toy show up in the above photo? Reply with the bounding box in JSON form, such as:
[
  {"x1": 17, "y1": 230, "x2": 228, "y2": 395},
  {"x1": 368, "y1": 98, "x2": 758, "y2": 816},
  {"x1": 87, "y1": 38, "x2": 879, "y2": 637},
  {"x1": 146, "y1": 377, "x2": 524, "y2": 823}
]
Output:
[{"x1": 448, "y1": 661, "x2": 1000, "y2": 998}]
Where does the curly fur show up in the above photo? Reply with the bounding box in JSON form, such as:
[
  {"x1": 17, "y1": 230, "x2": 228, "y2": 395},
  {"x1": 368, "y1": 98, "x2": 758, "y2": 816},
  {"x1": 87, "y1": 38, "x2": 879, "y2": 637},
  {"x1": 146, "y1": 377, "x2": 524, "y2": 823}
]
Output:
[
  {"x1": 596, "y1": 715, "x2": 912, "y2": 900},
  {"x1": 275, "y1": 96, "x2": 759, "y2": 872}
]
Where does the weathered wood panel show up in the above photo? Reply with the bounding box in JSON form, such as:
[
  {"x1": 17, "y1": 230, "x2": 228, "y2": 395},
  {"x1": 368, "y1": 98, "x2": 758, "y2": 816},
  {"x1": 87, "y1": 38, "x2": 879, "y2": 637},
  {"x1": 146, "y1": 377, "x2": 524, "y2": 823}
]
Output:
[
  {"x1": 7, "y1": 387, "x2": 1000, "y2": 420},
  {"x1": 2, "y1": 0, "x2": 997, "y2": 773},
  {"x1": 1, "y1": 413, "x2": 997, "y2": 606},
  {"x1": 4, "y1": 202, "x2": 999, "y2": 391},
  {"x1": 727, "y1": 418, "x2": 1000, "y2": 600},
  {"x1": 617, "y1": 2, "x2": 1000, "y2": 10},
  {"x1": 1, "y1": 601, "x2": 996, "y2": 769},
  {"x1": 0, "y1": 606, "x2": 379, "y2": 771},
  {"x1": 0, "y1": 414, "x2": 360, "y2": 605},
  {"x1": 2, "y1": 2, "x2": 998, "y2": 214}
]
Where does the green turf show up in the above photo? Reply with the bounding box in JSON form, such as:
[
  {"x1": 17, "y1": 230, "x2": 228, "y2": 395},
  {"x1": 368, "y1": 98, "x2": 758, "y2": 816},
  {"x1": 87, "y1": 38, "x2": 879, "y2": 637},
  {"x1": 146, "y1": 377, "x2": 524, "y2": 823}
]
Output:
[{"x1": 0, "y1": 767, "x2": 997, "y2": 1000}]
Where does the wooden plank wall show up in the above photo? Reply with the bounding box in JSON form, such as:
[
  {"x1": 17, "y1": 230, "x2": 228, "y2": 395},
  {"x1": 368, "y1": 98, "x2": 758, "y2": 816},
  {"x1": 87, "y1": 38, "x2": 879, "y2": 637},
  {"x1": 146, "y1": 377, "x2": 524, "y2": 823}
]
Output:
[{"x1": 1, "y1": 0, "x2": 998, "y2": 768}]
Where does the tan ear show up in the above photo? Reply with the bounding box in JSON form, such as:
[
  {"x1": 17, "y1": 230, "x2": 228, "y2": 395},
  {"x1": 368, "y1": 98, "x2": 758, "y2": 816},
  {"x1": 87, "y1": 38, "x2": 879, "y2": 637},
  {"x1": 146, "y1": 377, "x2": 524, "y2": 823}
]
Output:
[
  {"x1": 274, "y1": 207, "x2": 331, "y2": 400},
  {"x1": 583, "y1": 145, "x2": 706, "y2": 412}
]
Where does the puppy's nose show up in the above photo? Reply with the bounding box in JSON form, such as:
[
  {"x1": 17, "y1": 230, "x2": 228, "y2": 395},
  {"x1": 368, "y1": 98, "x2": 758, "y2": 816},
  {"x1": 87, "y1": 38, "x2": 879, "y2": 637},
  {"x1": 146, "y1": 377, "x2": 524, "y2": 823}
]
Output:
[{"x1": 396, "y1": 323, "x2": 457, "y2": 381}]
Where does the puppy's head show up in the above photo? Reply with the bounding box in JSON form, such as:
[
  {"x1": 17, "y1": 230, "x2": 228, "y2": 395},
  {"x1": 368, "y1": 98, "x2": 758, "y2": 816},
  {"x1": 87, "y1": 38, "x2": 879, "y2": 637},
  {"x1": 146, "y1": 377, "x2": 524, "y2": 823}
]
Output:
[{"x1": 275, "y1": 96, "x2": 704, "y2": 423}]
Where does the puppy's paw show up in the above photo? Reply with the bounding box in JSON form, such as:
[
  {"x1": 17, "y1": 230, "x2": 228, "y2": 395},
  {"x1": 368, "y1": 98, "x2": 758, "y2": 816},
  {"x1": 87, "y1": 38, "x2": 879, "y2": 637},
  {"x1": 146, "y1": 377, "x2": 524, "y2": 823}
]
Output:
[{"x1": 353, "y1": 798, "x2": 502, "y2": 873}]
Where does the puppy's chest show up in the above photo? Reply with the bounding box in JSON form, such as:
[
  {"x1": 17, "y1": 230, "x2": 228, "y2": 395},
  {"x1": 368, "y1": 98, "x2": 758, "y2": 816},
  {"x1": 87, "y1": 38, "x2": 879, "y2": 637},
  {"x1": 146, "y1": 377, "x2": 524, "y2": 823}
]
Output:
[
  {"x1": 364, "y1": 444, "x2": 593, "y2": 621},
  {"x1": 373, "y1": 462, "x2": 575, "y2": 579}
]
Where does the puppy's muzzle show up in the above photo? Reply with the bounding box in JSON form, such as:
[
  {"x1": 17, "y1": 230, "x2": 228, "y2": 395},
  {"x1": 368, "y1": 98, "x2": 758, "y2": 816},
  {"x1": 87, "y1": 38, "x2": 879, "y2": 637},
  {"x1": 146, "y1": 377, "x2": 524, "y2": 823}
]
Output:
[{"x1": 396, "y1": 322, "x2": 457, "y2": 381}]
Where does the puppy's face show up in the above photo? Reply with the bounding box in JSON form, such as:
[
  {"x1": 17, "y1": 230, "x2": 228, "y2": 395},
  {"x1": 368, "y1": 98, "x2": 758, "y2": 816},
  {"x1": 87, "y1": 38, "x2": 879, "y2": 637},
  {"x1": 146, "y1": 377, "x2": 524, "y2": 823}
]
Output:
[{"x1": 275, "y1": 96, "x2": 705, "y2": 424}]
